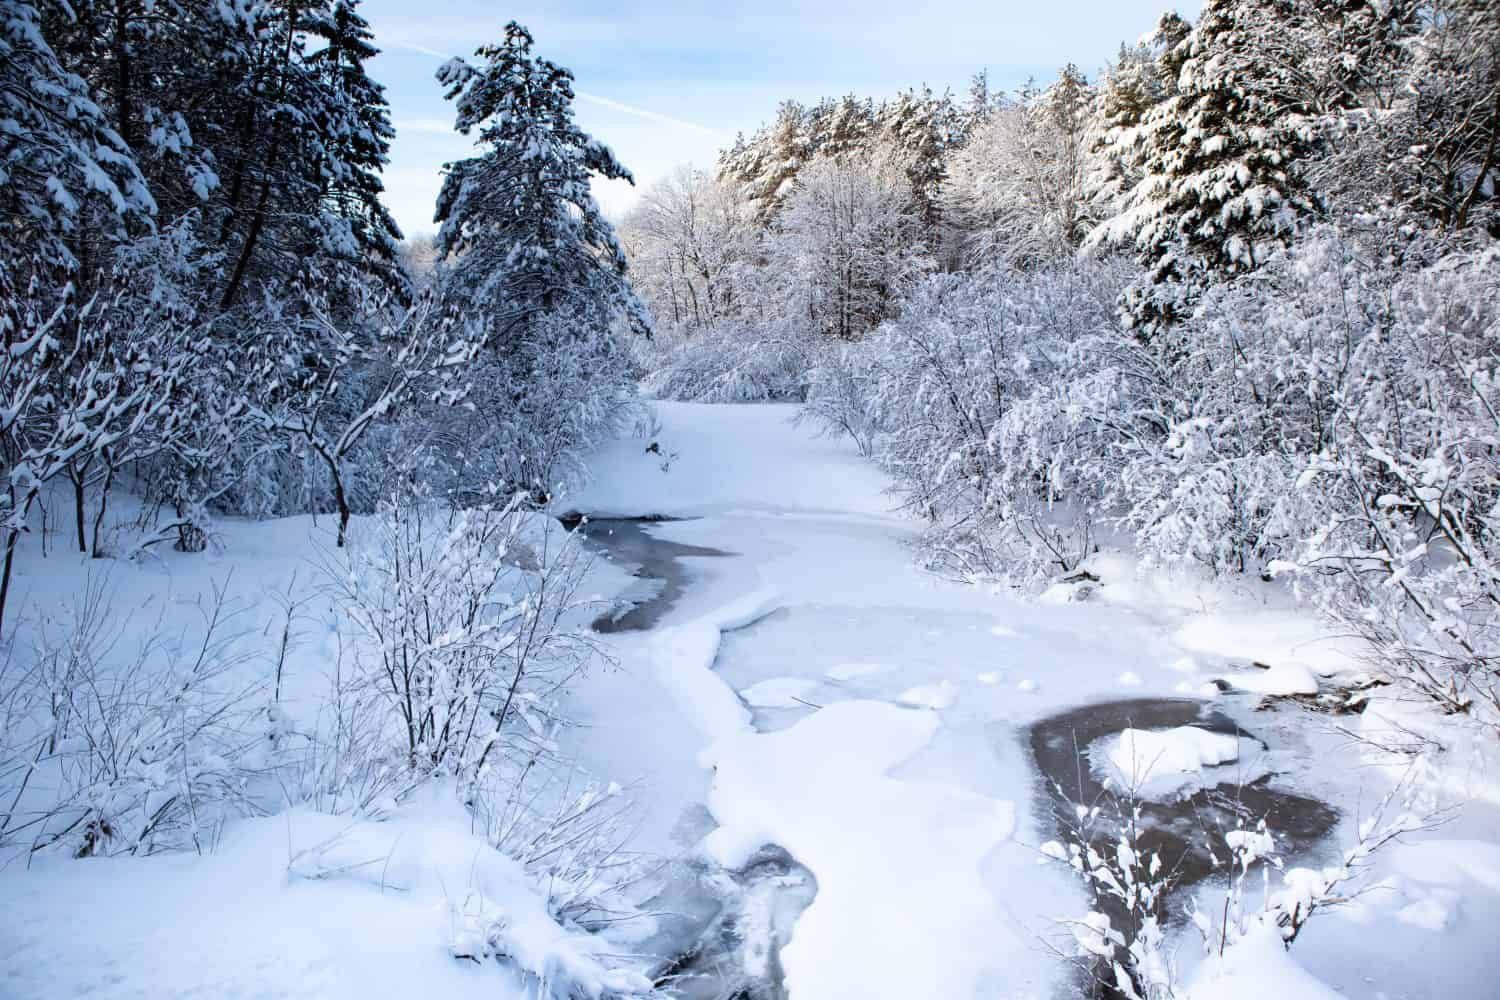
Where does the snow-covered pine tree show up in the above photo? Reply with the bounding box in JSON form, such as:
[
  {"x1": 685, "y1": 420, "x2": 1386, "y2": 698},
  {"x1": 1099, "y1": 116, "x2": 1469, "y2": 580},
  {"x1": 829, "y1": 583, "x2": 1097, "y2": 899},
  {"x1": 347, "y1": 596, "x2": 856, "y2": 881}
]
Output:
[
  {"x1": 1038, "y1": 64, "x2": 1095, "y2": 248},
  {"x1": 954, "y1": 70, "x2": 1001, "y2": 147},
  {"x1": 0, "y1": 0, "x2": 155, "y2": 303},
  {"x1": 41, "y1": 0, "x2": 241, "y2": 236},
  {"x1": 1088, "y1": 16, "x2": 1187, "y2": 221},
  {"x1": 809, "y1": 95, "x2": 877, "y2": 161},
  {"x1": 431, "y1": 21, "x2": 645, "y2": 499},
  {"x1": 720, "y1": 100, "x2": 811, "y2": 225},
  {"x1": 433, "y1": 20, "x2": 643, "y2": 340},
  {"x1": 1093, "y1": 1, "x2": 1322, "y2": 333},
  {"x1": 211, "y1": 0, "x2": 404, "y2": 312},
  {"x1": 877, "y1": 87, "x2": 950, "y2": 231},
  {"x1": 304, "y1": 0, "x2": 406, "y2": 300}
]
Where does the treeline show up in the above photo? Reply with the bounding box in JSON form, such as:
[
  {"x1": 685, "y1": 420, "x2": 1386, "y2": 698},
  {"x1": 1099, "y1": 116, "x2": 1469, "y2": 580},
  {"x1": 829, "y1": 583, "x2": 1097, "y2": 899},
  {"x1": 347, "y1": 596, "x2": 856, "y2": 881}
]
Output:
[
  {"x1": 624, "y1": 1, "x2": 1497, "y2": 355},
  {"x1": 0, "y1": 7, "x2": 643, "y2": 632},
  {"x1": 628, "y1": 0, "x2": 1500, "y2": 719}
]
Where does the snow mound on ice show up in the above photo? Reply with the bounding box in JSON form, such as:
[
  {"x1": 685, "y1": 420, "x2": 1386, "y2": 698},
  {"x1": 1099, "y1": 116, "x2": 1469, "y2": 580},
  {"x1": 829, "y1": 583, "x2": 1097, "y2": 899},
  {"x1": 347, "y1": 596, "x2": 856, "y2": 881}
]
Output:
[
  {"x1": 898, "y1": 680, "x2": 958, "y2": 710},
  {"x1": 1186, "y1": 922, "x2": 1342, "y2": 999},
  {"x1": 0, "y1": 785, "x2": 649, "y2": 1000},
  {"x1": 1096, "y1": 726, "x2": 1241, "y2": 785},
  {"x1": 740, "y1": 676, "x2": 819, "y2": 708},
  {"x1": 1220, "y1": 661, "x2": 1320, "y2": 696}
]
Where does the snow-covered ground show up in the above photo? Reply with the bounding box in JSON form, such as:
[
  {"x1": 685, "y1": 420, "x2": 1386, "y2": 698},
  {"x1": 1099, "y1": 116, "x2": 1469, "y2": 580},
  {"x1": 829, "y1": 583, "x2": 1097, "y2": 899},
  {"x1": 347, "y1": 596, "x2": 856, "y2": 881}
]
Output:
[{"x1": 3, "y1": 401, "x2": 1498, "y2": 999}]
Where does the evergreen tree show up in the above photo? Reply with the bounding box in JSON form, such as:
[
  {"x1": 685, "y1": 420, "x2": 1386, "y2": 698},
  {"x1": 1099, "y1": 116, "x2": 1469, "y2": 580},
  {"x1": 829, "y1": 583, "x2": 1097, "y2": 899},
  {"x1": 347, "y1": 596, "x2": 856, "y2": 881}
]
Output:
[
  {"x1": 1097, "y1": 1, "x2": 1323, "y2": 332},
  {"x1": 1089, "y1": 21, "x2": 1185, "y2": 216},
  {"x1": 206, "y1": 0, "x2": 405, "y2": 312},
  {"x1": 433, "y1": 20, "x2": 643, "y2": 340},
  {"x1": 877, "y1": 87, "x2": 949, "y2": 229},
  {"x1": 304, "y1": 0, "x2": 405, "y2": 299},
  {"x1": 720, "y1": 100, "x2": 811, "y2": 224},
  {"x1": 809, "y1": 95, "x2": 877, "y2": 160},
  {"x1": 432, "y1": 21, "x2": 644, "y2": 497},
  {"x1": 0, "y1": 0, "x2": 155, "y2": 304}
]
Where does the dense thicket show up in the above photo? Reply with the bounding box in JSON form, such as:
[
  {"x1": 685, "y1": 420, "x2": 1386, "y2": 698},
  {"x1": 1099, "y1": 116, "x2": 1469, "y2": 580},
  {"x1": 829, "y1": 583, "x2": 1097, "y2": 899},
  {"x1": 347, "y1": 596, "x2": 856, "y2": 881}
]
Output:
[
  {"x1": 625, "y1": 0, "x2": 1500, "y2": 717},
  {"x1": 0, "y1": 6, "x2": 641, "y2": 631}
]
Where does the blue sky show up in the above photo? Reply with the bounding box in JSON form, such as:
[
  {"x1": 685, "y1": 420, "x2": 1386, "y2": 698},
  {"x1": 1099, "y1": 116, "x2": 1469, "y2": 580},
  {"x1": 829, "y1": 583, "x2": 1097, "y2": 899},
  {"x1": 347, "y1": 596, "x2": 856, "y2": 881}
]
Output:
[{"x1": 361, "y1": 1, "x2": 1197, "y2": 238}]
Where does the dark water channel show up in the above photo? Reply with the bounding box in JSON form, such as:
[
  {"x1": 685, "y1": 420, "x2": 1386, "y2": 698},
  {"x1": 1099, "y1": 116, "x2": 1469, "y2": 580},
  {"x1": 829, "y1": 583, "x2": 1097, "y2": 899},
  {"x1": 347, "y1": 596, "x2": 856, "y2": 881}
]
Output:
[
  {"x1": 640, "y1": 846, "x2": 818, "y2": 1000},
  {"x1": 563, "y1": 516, "x2": 729, "y2": 632},
  {"x1": 567, "y1": 516, "x2": 810, "y2": 997}
]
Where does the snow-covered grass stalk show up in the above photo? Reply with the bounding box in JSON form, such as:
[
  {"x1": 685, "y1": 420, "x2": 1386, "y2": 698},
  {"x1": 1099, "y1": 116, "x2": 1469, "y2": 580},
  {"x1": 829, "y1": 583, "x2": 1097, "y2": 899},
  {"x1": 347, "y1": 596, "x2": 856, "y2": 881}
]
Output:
[
  {"x1": 1042, "y1": 779, "x2": 1179, "y2": 1000},
  {"x1": 471, "y1": 760, "x2": 647, "y2": 930},
  {"x1": 1043, "y1": 764, "x2": 1441, "y2": 999}
]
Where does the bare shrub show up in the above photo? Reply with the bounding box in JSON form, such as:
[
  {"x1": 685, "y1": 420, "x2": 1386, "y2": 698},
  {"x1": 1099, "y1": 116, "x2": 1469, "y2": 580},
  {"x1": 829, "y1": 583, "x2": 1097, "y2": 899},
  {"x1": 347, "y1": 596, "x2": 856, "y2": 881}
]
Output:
[{"x1": 0, "y1": 573, "x2": 263, "y2": 859}]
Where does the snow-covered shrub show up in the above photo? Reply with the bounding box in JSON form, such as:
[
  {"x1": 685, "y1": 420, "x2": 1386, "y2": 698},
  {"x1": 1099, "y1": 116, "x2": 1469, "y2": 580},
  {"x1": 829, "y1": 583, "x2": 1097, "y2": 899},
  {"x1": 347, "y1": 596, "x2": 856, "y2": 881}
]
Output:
[
  {"x1": 1043, "y1": 755, "x2": 1440, "y2": 999},
  {"x1": 797, "y1": 343, "x2": 884, "y2": 456},
  {"x1": 822, "y1": 257, "x2": 1139, "y2": 581},
  {"x1": 0, "y1": 225, "x2": 210, "y2": 620},
  {"x1": 1285, "y1": 240, "x2": 1500, "y2": 718},
  {"x1": 1112, "y1": 232, "x2": 1370, "y2": 576},
  {"x1": 328, "y1": 493, "x2": 599, "y2": 781},
  {"x1": 0, "y1": 574, "x2": 263, "y2": 858},
  {"x1": 240, "y1": 279, "x2": 481, "y2": 546},
  {"x1": 639, "y1": 319, "x2": 822, "y2": 403}
]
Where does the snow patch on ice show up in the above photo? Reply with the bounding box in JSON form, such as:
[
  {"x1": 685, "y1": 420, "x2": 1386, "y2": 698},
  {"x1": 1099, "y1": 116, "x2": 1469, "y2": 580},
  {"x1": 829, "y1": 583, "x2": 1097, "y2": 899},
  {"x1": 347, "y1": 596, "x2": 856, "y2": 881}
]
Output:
[
  {"x1": 898, "y1": 680, "x2": 958, "y2": 710},
  {"x1": 1219, "y1": 661, "x2": 1320, "y2": 696},
  {"x1": 740, "y1": 676, "x2": 818, "y2": 708},
  {"x1": 646, "y1": 587, "x2": 782, "y2": 743},
  {"x1": 826, "y1": 661, "x2": 894, "y2": 681},
  {"x1": 1175, "y1": 612, "x2": 1358, "y2": 679},
  {"x1": 700, "y1": 700, "x2": 1017, "y2": 999}
]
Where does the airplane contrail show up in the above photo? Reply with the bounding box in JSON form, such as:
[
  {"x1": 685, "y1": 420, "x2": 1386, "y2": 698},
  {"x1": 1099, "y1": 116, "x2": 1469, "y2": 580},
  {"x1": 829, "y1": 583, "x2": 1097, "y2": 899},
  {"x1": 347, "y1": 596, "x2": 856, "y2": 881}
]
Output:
[
  {"x1": 575, "y1": 92, "x2": 729, "y2": 139},
  {"x1": 385, "y1": 40, "x2": 726, "y2": 140}
]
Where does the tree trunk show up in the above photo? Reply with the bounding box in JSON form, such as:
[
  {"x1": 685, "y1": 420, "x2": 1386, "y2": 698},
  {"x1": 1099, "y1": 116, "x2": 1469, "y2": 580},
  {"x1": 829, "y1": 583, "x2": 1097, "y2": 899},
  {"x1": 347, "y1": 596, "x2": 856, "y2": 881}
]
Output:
[
  {"x1": 70, "y1": 467, "x2": 88, "y2": 553},
  {"x1": 0, "y1": 527, "x2": 17, "y2": 641},
  {"x1": 91, "y1": 463, "x2": 116, "y2": 558}
]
